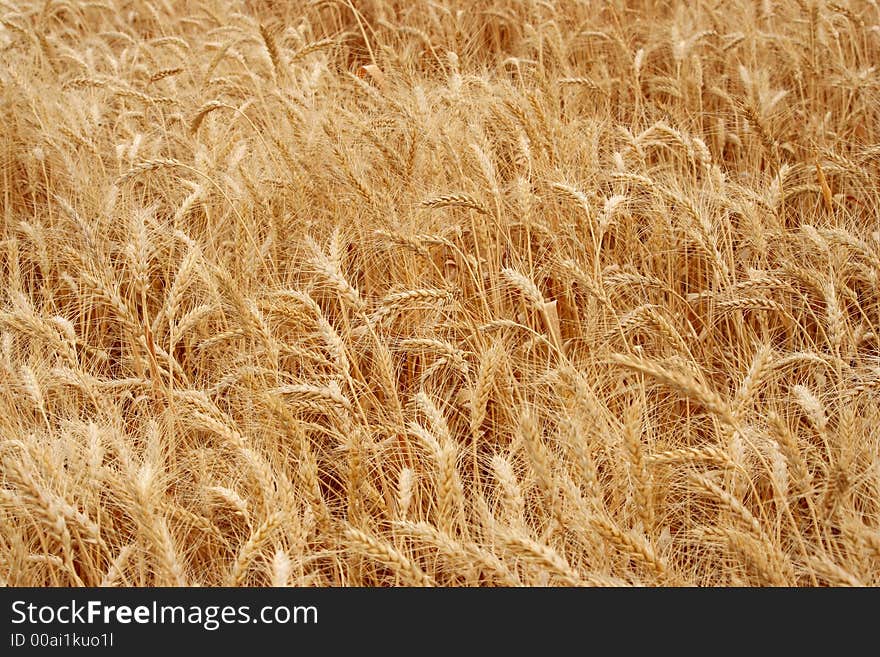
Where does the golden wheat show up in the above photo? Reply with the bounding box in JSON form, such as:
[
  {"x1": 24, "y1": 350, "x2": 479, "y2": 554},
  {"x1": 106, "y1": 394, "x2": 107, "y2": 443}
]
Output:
[{"x1": 1, "y1": 0, "x2": 878, "y2": 588}]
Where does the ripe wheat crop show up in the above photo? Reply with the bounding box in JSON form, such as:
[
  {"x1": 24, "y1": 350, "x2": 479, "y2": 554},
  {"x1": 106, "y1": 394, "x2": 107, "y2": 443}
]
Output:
[{"x1": 1, "y1": 0, "x2": 879, "y2": 586}]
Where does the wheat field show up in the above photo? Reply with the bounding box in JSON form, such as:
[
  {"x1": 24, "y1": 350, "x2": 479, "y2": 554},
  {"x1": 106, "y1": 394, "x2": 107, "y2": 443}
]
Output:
[{"x1": 1, "y1": 0, "x2": 879, "y2": 587}]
